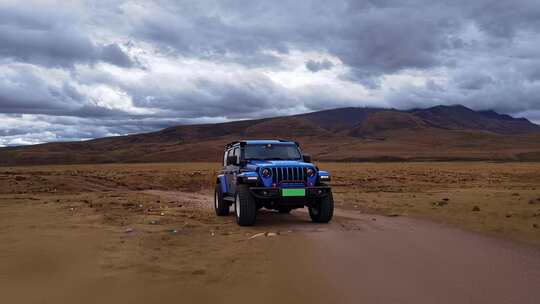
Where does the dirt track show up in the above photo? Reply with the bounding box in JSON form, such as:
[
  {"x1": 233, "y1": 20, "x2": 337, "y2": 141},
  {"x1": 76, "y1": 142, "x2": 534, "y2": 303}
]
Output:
[
  {"x1": 287, "y1": 210, "x2": 540, "y2": 303},
  {"x1": 2, "y1": 189, "x2": 539, "y2": 304}
]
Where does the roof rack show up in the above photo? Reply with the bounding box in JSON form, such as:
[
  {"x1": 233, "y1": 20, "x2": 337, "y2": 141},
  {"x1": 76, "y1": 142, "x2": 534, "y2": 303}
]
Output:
[
  {"x1": 225, "y1": 141, "x2": 241, "y2": 149},
  {"x1": 277, "y1": 139, "x2": 300, "y2": 146},
  {"x1": 224, "y1": 139, "x2": 300, "y2": 149}
]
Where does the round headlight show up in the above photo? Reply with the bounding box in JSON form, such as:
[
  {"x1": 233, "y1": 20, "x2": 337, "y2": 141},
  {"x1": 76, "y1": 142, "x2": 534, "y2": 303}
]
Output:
[
  {"x1": 306, "y1": 168, "x2": 315, "y2": 177},
  {"x1": 261, "y1": 168, "x2": 271, "y2": 177}
]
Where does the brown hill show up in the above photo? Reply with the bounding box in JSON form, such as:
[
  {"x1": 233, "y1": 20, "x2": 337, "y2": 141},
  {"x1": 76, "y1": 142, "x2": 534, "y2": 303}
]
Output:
[
  {"x1": 1, "y1": 105, "x2": 540, "y2": 165},
  {"x1": 348, "y1": 111, "x2": 428, "y2": 137},
  {"x1": 411, "y1": 105, "x2": 539, "y2": 134}
]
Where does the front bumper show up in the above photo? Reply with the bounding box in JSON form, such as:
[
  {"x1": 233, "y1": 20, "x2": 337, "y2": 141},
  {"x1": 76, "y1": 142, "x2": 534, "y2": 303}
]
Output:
[{"x1": 249, "y1": 186, "x2": 331, "y2": 200}]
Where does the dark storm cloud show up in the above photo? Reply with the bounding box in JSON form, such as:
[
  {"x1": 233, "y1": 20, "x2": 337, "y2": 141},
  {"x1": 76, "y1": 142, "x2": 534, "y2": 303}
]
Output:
[
  {"x1": 126, "y1": 0, "x2": 540, "y2": 79},
  {"x1": 125, "y1": 73, "x2": 293, "y2": 119},
  {"x1": 455, "y1": 73, "x2": 494, "y2": 91},
  {"x1": 0, "y1": 64, "x2": 133, "y2": 118},
  {"x1": 468, "y1": 0, "x2": 540, "y2": 38},
  {"x1": 1, "y1": 0, "x2": 540, "y2": 146},
  {"x1": 386, "y1": 73, "x2": 540, "y2": 117},
  {"x1": 0, "y1": 65, "x2": 78, "y2": 113},
  {"x1": 0, "y1": 5, "x2": 135, "y2": 68},
  {"x1": 522, "y1": 62, "x2": 540, "y2": 82},
  {"x1": 130, "y1": 0, "x2": 459, "y2": 75},
  {"x1": 133, "y1": 10, "x2": 290, "y2": 67},
  {"x1": 0, "y1": 28, "x2": 135, "y2": 68},
  {"x1": 306, "y1": 59, "x2": 334, "y2": 72}
]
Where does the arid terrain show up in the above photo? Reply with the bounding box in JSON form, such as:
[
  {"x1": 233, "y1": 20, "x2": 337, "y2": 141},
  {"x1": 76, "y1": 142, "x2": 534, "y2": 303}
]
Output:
[
  {"x1": 1, "y1": 162, "x2": 540, "y2": 303},
  {"x1": 2, "y1": 105, "x2": 540, "y2": 165}
]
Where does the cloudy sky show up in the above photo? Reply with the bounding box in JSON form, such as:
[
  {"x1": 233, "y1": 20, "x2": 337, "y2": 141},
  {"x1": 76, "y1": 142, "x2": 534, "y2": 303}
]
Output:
[{"x1": 1, "y1": 0, "x2": 540, "y2": 146}]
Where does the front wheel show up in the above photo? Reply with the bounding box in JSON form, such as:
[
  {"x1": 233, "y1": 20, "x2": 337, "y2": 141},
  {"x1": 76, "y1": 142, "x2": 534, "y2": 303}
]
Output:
[
  {"x1": 234, "y1": 185, "x2": 257, "y2": 226},
  {"x1": 308, "y1": 190, "x2": 334, "y2": 223},
  {"x1": 214, "y1": 184, "x2": 229, "y2": 216}
]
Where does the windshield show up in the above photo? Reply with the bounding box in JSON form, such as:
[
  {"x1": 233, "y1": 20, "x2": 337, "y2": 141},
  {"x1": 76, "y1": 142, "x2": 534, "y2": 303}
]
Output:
[{"x1": 244, "y1": 144, "x2": 302, "y2": 160}]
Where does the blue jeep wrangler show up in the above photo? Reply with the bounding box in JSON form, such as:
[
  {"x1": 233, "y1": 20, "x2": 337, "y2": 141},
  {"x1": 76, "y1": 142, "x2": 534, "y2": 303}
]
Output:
[{"x1": 215, "y1": 140, "x2": 333, "y2": 226}]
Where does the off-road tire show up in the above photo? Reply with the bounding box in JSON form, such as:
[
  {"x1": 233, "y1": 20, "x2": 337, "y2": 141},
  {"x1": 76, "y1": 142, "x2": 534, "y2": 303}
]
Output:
[
  {"x1": 277, "y1": 207, "x2": 292, "y2": 214},
  {"x1": 234, "y1": 185, "x2": 257, "y2": 226},
  {"x1": 214, "y1": 184, "x2": 229, "y2": 216},
  {"x1": 308, "y1": 190, "x2": 334, "y2": 223}
]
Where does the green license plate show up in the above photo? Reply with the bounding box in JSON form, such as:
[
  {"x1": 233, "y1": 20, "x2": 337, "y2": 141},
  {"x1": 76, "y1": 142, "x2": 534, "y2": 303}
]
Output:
[{"x1": 281, "y1": 188, "x2": 306, "y2": 197}]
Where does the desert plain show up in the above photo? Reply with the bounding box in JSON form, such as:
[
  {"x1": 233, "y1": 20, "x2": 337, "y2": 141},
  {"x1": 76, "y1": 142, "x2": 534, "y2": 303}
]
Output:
[{"x1": 1, "y1": 161, "x2": 540, "y2": 303}]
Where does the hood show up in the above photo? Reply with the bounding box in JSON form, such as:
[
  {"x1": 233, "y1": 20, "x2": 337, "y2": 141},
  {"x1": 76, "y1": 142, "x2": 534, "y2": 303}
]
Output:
[{"x1": 246, "y1": 160, "x2": 314, "y2": 168}]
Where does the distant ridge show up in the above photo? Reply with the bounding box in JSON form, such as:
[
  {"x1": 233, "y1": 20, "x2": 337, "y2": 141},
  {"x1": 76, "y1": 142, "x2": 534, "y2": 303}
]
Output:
[{"x1": 1, "y1": 105, "x2": 540, "y2": 165}]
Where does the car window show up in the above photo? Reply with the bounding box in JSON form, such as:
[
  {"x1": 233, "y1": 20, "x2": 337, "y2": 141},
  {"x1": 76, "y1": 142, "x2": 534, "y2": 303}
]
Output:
[
  {"x1": 244, "y1": 144, "x2": 301, "y2": 160},
  {"x1": 233, "y1": 147, "x2": 239, "y2": 164},
  {"x1": 224, "y1": 149, "x2": 231, "y2": 166}
]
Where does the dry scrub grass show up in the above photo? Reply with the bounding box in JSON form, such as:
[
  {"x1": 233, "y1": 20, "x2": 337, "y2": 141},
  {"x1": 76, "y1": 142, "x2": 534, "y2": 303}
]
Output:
[
  {"x1": 1, "y1": 162, "x2": 540, "y2": 244},
  {"x1": 326, "y1": 162, "x2": 540, "y2": 244}
]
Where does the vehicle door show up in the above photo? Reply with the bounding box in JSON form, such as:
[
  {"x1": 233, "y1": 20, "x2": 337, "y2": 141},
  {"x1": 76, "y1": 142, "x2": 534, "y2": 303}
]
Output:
[
  {"x1": 227, "y1": 146, "x2": 241, "y2": 195},
  {"x1": 223, "y1": 148, "x2": 233, "y2": 195}
]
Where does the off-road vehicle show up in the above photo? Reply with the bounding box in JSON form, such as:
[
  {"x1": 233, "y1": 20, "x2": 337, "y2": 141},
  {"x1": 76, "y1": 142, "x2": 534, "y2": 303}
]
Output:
[{"x1": 214, "y1": 140, "x2": 333, "y2": 226}]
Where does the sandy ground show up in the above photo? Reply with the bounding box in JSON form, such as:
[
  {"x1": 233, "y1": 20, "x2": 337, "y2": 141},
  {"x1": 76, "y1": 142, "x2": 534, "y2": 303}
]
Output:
[{"x1": 1, "y1": 163, "x2": 540, "y2": 303}]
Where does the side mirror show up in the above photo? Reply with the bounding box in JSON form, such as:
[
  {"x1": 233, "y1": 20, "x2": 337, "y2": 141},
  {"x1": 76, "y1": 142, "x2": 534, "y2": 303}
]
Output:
[
  {"x1": 227, "y1": 155, "x2": 238, "y2": 166},
  {"x1": 303, "y1": 154, "x2": 311, "y2": 163}
]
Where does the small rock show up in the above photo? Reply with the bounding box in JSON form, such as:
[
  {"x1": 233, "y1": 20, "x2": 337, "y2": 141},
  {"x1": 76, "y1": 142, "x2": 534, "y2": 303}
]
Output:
[
  {"x1": 266, "y1": 232, "x2": 278, "y2": 237},
  {"x1": 192, "y1": 269, "x2": 206, "y2": 275},
  {"x1": 472, "y1": 206, "x2": 481, "y2": 212},
  {"x1": 386, "y1": 213, "x2": 399, "y2": 217},
  {"x1": 125, "y1": 228, "x2": 134, "y2": 233},
  {"x1": 149, "y1": 220, "x2": 159, "y2": 225},
  {"x1": 249, "y1": 232, "x2": 266, "y2": 239},
  {"x1": 442, "y1": 198, "x2": 450, "y2": 201},
  {"x1": 211, "y1": 232, "x2": 215, "y2": 236},
  {"x1": 138, "y1": 204, "x2": 143, "y2": 208},
  {"x1": 169, "y1": 229, "x2": 178, "y2": 235},
  {"x1": 505, "y1": 214, "x2": 513, "y2": 218},
  {"x1": 371, "y1": 218, "x2": 377, "y2": 221},
  {"x1": 434, "y1": 200, "x2": 448, "y2": 207},
  {"x1": 160, "y1": 212, "x2": 165, "y2": 216}
]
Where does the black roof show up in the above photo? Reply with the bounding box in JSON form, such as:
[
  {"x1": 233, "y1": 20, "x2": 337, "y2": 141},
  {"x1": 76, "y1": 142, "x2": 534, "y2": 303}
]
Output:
[{"x1": 225, "y1": 139, "x2": 299, "y2": 149}]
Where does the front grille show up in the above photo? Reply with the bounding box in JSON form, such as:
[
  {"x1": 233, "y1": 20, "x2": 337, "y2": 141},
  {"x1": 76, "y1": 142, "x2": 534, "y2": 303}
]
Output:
[{"x1": 270, "y1": 167, "x2": 308, "y2": 184}]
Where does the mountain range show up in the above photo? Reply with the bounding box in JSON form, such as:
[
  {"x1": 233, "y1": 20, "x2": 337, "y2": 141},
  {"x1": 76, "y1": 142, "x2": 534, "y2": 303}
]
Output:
[{"x1": 1, "y1": 105, "x2": 540, "y2": 165}]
